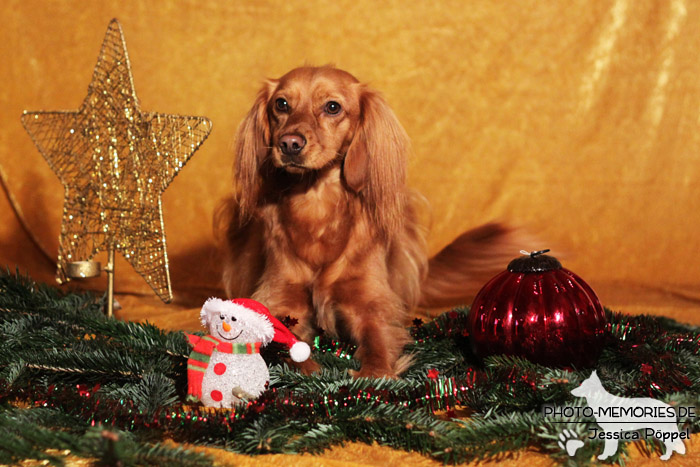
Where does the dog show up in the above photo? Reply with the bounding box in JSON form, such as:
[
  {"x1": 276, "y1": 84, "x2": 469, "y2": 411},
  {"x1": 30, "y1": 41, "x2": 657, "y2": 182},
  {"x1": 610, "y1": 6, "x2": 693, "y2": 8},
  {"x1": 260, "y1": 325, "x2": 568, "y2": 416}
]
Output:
[
  {"x1": 571, "y1": 371, "x2": 686, "y2": 460},
  {"x1": 217, "y1": 66, "x2": 519, "y2": 377}
]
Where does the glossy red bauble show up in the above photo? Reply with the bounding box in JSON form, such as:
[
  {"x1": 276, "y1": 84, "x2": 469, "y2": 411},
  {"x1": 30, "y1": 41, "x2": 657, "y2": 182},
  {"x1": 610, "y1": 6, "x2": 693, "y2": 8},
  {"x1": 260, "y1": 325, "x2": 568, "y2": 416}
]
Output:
[{"x1": 468, "y1": 251, "x2": 606, "y2": 367}]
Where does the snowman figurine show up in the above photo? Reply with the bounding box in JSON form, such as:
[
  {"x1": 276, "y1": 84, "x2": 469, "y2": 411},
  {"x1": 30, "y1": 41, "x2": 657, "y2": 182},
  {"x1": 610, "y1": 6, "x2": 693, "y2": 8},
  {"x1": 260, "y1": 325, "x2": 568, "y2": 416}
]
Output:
[{"x1": 185, "y1": 298, "x2": 310, "y2": 408}]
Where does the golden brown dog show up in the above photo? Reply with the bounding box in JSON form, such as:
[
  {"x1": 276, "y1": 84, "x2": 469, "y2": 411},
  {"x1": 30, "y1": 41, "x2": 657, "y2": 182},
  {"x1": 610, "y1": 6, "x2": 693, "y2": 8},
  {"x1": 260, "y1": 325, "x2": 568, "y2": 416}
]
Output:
[{"x1": 217, "y1": 66, "x2": 517, "y2": 377}]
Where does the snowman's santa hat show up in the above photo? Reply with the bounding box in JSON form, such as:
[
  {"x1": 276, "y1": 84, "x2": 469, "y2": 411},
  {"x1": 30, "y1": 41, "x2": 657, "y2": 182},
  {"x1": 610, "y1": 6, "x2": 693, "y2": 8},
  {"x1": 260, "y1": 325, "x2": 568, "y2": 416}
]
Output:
[{"x1": 200, "y1": 298, "x2": 311, "y2": 362}]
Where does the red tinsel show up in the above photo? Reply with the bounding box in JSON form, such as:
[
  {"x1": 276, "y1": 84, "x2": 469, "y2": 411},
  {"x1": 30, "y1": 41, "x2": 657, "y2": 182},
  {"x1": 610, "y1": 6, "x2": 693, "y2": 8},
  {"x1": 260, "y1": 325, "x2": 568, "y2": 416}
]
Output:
[{"x1": 1, "y1": 309, "x2": 696, "y2": 442}]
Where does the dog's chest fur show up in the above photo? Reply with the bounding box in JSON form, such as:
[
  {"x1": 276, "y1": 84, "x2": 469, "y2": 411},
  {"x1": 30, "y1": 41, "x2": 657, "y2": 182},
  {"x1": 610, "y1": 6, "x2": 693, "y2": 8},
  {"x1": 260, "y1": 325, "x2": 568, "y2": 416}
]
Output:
[{"x1": 274, "y1": 168, "x2": 360, "y2": 267}]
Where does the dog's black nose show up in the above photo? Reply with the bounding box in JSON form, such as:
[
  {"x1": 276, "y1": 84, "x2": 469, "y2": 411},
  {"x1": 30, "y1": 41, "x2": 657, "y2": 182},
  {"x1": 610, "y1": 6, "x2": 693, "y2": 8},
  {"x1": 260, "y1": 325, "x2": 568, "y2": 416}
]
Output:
[{"x1": 279, "y1": 134, "x2": 306, "y2": 156}]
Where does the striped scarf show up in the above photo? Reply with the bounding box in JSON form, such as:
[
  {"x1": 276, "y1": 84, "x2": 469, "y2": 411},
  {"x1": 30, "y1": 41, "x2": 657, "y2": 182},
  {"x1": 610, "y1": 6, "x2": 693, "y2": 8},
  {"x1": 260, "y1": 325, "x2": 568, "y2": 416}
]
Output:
[{"x1": 185, "y1": 334, "x2": 262, "y2": 402}]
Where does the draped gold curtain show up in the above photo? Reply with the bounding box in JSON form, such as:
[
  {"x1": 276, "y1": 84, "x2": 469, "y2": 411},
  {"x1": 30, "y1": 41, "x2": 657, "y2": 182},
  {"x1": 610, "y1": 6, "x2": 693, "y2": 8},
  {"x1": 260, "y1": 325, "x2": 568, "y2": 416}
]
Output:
[{"x1": 2, "y1": 1, "x2": 700, "y2": 464}]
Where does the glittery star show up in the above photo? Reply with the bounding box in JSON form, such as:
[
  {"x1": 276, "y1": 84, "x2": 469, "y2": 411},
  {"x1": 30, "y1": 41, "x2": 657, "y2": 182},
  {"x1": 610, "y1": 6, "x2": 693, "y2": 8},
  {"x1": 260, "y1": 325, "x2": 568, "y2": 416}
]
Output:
[{"x1": 21, "y1": 19, "x2": 212, "y2": 302}]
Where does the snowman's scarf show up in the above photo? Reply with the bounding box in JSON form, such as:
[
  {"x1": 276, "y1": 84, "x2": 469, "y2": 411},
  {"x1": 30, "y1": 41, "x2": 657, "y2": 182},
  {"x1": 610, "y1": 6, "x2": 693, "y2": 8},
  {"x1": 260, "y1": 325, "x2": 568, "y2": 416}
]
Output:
[{"x1": 185, "y1": 334, "x2": 262, "y2": 402}]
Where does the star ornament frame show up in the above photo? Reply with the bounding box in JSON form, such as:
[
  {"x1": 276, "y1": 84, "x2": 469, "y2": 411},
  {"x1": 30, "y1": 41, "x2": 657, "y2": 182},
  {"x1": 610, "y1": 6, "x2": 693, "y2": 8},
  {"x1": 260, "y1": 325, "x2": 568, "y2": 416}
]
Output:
[{"x1": 21, "y1": 19, "x2": 212, "y2": 307}]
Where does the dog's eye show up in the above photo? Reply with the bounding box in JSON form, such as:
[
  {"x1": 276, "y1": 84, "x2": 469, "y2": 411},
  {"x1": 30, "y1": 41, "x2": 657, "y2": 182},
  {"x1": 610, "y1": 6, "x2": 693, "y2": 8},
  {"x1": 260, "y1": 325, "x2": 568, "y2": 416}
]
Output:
[
  {"x1": 275, "y1": 98, "x2": 289, "y2": 112},
  {"x1": 324, "y1": 101, "x2": 342, "y2": 115}
]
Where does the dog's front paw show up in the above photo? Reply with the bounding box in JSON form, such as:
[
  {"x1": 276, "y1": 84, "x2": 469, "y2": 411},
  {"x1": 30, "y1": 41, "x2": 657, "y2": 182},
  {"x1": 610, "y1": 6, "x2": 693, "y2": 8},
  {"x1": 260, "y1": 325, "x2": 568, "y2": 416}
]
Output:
[
  {"x1": 291, "y1": 358, "x2": 321, "y2": 375},
  {"x1": 350, "y1": 366, "x2": 397, "y2": 379}
]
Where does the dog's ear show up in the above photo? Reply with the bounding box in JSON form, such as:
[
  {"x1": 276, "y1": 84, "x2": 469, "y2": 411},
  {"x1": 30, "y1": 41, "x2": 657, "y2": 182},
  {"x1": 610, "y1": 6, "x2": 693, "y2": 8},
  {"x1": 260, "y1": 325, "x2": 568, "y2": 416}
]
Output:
[
  {"x1": 234, "y1": 79, "x2": 277, "y2": 223},
  {"x1": 344, "y1": 86, "x2": 409, "y2": 235}
]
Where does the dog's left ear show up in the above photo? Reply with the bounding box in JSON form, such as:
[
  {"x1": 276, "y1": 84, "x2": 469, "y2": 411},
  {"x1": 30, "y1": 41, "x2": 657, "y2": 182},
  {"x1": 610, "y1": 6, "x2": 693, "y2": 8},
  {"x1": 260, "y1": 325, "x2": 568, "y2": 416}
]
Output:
[{"x1": 344, "y1": 86, "x2": 409, "y2": 235}]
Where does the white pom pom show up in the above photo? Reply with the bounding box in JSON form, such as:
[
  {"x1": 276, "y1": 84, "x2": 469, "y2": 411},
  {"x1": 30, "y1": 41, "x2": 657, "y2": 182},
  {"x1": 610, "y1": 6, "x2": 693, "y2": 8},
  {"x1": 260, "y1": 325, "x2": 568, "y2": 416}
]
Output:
[{"x1": 289, "y1": 341, "x2": 311, "y2": 362}]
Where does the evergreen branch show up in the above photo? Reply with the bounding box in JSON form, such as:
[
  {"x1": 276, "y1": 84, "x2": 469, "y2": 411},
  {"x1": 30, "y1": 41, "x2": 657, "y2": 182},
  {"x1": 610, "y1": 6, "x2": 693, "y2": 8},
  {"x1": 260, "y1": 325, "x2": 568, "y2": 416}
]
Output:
[
  {"x1": 98, "y1": 372, "x2": 180, "y2": 415},
  {"x1": 0, "y1": 407, "x2": 213, "y2": 466},
  {"x1": 0, "y1": 270, "x2": 698, "y2": 464}
]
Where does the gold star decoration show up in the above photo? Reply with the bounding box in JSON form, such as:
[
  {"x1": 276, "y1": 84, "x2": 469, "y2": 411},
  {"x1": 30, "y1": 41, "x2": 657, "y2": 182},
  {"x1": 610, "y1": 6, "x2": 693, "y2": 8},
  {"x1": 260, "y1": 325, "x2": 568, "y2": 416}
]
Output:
[{"x1": 21, "y1": 19, "x2": 212, "y2": 303}]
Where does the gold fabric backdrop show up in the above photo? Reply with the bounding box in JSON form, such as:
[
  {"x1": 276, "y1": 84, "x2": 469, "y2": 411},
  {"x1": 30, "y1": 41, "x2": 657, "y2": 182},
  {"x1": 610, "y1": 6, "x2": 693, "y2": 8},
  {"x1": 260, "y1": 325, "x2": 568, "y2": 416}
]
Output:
[
  {"x1": 3, "y1": 0, "x2": 700, "y2": 310},
  {"x1": 2, "y1": 1, "x2": 700, "y2": 464}
]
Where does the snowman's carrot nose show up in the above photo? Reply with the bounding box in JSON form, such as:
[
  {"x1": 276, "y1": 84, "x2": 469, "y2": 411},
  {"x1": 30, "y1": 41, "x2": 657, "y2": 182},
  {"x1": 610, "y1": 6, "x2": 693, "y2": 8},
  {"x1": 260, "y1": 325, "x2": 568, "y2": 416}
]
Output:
[{"x1": 222, "y1": 321, "x2": 232, "y2": 332}]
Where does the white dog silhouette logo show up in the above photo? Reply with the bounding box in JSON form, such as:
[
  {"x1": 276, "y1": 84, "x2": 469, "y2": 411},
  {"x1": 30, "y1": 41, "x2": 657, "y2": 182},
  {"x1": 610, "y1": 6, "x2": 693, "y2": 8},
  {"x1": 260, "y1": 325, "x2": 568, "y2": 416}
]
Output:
[{"x1": 569, "y1": 371, "x2": 686, "y2": 461}]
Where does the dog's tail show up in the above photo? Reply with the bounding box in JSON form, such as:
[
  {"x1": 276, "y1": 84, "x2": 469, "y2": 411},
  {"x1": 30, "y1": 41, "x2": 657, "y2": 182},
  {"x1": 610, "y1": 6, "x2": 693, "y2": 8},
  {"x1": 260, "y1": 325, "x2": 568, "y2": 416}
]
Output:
[{"x1": 418, "y1": 223, "x2": 526, "y2": 308}]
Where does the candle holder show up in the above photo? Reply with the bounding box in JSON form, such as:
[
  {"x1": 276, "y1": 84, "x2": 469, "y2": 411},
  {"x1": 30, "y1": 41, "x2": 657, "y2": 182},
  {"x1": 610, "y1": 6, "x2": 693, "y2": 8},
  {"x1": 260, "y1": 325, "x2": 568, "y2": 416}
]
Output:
[{"x1": 66, "y1": 247, "x2": 116, "y2": 318}]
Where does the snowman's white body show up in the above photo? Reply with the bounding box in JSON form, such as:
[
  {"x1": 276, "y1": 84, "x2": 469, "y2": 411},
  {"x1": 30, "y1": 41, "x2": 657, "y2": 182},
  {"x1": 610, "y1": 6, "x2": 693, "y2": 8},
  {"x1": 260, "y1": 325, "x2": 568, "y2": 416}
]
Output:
[
  {"x1": 200, "y1": 350, "x2": 269, "y2": 408},
  {"x1": 193, "y1": 298, "x2": 310, "y2": 409}
]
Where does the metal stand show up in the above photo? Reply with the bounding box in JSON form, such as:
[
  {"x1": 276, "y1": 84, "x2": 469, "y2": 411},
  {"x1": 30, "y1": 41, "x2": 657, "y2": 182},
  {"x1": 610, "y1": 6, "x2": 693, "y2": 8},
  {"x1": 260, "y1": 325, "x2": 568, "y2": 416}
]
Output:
[
  {"x1": 65, "y1": 246, "x2": 116, "y2": 318},
  {"x1": 105, "y1": 247, "x2": 115, "y2": 318}
]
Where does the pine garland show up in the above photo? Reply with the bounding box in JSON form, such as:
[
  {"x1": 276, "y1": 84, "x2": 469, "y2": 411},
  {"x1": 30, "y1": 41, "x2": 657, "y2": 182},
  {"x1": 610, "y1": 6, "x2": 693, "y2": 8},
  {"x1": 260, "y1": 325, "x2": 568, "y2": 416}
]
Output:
[{"x1": 1, "y1": 269, "x2": 699, "y2": 465}]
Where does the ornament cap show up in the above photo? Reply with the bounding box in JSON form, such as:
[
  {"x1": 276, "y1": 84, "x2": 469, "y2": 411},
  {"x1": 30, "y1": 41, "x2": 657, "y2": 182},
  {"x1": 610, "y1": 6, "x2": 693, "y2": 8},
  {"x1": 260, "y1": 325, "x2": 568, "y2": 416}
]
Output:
[{"x1": 507, "y1": 249, "x2": 562, "y2": 273}]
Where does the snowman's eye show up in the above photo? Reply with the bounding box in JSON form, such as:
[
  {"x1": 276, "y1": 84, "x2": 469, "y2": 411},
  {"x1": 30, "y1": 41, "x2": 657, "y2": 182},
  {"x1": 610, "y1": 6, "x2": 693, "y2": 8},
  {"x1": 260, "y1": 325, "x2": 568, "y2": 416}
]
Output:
[
  {"x1": 220, "y1": 315, "x2": 224, "y2": 320},
  {"x1": 230, "y1": 316, "x2": 237, "y2": 322}
]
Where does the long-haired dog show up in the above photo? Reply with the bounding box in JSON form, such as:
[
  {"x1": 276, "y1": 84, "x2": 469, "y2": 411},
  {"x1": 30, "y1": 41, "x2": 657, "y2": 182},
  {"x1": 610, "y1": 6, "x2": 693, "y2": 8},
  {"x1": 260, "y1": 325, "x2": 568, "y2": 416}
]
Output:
[{"x1": 217, "y1": 66, "x2": 518, "y2": 377}]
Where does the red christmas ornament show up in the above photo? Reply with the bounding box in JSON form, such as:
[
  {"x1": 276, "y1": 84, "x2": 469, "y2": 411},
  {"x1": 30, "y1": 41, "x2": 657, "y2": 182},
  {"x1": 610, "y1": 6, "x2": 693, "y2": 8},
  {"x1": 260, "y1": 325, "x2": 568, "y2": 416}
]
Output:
[{"x1": 468, "y1": 250, "x2": 606, "y2": 367}]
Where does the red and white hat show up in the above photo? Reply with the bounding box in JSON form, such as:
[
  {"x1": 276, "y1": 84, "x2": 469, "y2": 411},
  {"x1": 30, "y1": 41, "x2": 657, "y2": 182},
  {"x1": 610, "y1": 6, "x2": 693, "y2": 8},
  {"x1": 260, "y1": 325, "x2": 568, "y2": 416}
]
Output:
[{"x1": 200, "y1": 298, "x2": 311, "y2": 362}]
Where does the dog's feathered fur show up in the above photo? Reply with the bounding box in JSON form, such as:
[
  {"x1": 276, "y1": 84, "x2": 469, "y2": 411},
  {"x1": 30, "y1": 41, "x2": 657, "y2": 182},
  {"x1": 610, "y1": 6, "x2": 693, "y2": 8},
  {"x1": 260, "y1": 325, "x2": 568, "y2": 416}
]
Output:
[{"x1": 217, "y1": 66, "x2": 518, "y2": 377}]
